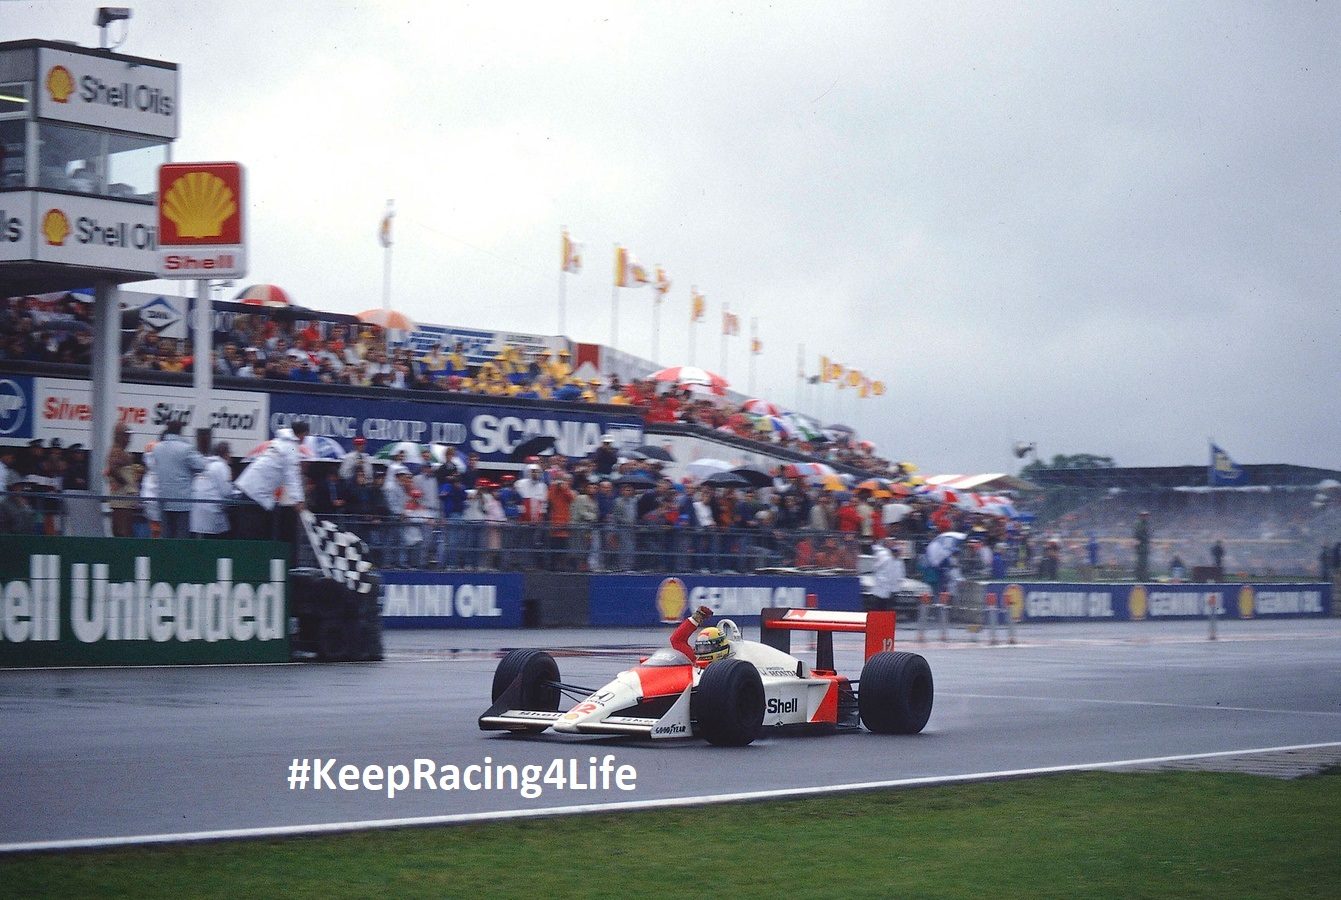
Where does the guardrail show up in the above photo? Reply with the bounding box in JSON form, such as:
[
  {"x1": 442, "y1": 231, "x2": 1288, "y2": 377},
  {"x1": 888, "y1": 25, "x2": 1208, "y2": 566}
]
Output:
[{"x1": 295, "y1": 513, "x2": 875, "y2": 576}]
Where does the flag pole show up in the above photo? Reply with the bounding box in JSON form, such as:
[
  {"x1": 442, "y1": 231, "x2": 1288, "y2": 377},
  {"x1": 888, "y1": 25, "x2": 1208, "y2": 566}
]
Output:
[
  {"x1": 610, "y1": 244, "x2": 620, "y2": 350},
  {"x1": 719, "y1": 301, "x2": 728, "y2": 378},
  {"x1": 381, "y1": 199, "x2": 394, "y2": 312},
  {"x1": 796, "y1": 343, "x2": 804, "y2": 410},
  {"x1": 688, "y1": 304, "x2": 696, "y2": 366},
  {"x1": 748, "y1": 317, "x2": 758, "y2": 396},
  {"x1": 558, "y1": 269, "x2": 567, "y2": 337},
  {"x1": 652, "y1": 295, "x2": 661, "y2": 363}
]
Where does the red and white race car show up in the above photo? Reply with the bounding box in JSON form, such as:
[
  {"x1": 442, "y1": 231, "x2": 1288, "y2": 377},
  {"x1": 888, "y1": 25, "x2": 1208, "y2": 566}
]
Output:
[{"x1": 479, "y1": 608, "x2": 933, "y2": 746}]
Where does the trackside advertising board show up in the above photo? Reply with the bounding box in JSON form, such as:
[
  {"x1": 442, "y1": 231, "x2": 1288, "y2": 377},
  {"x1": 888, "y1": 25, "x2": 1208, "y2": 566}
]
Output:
[
  {"x1": 380, "y1": 572, "x2": 523, "y2": 628},
  {"x1": 268, "y1": 391, "x2": 644, "y2": 467},
  {"x1": 590, "y1": 574, "x2": 863, "y2": 627},
  {"x1": 0, "y1": 537, "x2": 289, "y2": 667},
  {"x1": 988, "y1": 582, "x2": 1332, "y2": 623}
]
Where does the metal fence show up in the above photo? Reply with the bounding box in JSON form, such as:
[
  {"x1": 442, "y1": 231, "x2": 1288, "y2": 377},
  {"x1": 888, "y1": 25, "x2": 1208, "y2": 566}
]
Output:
[{"x1": 294, "y1": 514, "x2": 874, "y2": 575}]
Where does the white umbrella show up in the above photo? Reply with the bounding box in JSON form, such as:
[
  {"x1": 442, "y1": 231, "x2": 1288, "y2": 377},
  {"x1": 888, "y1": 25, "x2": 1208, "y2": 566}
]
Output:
[
  {"x1": 882, "y1": 502, "x2": 913, "y2": 525},
  {"x1": 924, "y1": 531, "x2": 967, "y2": 566},
  {"x1": 687, "y1": 458, "x2": 733, "y2": 479}
]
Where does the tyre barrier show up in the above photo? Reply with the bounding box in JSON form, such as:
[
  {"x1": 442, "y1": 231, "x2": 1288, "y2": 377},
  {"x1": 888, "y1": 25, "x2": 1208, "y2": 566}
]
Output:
[{"x1": 289, "y1": 568, "x2": 384, "y2": 662}]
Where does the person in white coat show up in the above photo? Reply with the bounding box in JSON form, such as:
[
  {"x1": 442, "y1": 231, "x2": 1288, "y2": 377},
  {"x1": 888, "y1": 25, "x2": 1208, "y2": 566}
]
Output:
[
  {"x1": 191, "y1": 440, "x2": 234, "y2": 538},
  {"x1": 867, "y1": 536, "x2": 906, "y2": 611},
  {"x1": 232, "y1": 422, "x2": 307, "y2": 540}
]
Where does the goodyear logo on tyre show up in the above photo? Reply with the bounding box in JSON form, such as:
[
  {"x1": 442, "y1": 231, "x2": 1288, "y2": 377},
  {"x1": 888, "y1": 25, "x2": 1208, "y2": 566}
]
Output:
[{"x1": 656, "y1": 577, "x2": 687, "y2": 624}]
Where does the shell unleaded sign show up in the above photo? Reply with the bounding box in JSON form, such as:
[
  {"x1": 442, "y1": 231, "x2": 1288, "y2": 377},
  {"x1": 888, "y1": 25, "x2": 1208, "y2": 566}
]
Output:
[{"x1": 156, "y1": 162, "x2": 247, "y2": 278}]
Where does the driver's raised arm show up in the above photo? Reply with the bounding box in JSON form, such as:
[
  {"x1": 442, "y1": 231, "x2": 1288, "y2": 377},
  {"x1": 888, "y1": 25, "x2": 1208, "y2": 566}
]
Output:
[{"x1": 670, "y1": 605, "x2": 713, "y2": 659}]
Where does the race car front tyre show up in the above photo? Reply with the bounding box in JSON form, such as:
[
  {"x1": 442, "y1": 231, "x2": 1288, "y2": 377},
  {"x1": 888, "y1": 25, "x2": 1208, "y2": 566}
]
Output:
[
  {"x1": 858, "y1": 651, "x2": 933, "y2": 734},
  {"x1": 491, "y1": 648, "x2": 561, "y2": 711},
  {"x1": 692, "y1": 658, "x2": 765, "y2": 747}
]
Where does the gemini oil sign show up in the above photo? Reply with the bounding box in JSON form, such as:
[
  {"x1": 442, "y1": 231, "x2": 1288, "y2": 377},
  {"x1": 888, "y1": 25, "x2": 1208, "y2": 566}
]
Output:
[{"x1": 0, "y1": 537, "x2": 289, "y2": 667}]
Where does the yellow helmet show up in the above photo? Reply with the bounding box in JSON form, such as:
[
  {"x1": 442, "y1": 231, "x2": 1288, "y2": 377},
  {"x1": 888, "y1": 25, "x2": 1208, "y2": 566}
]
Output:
[{"x1": 694, "y1": 626, "x2": 730, "y2": 662}]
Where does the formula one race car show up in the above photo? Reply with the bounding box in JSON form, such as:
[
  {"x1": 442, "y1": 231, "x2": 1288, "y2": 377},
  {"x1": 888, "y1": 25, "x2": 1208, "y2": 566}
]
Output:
[{"x1": 479, "y1": 608, "x2": 933, "y2": 746}]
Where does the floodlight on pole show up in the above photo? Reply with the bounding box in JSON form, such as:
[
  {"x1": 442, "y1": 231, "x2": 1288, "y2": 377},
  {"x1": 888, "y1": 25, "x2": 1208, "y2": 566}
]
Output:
[{"x1": 96, "y1": 7, "x2": 132, "y2": 50}]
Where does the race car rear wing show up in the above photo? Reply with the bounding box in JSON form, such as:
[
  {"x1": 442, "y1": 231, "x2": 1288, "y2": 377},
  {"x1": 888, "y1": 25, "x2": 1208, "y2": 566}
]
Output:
[{"x1": 759, "y1": 608, "x2": 896, "y2": 671}]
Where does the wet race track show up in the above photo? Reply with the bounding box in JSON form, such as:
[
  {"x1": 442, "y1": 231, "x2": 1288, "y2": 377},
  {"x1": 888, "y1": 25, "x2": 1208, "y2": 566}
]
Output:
[{"x1": 3, "y1": 618, "x2": 1340, "y2": 850}]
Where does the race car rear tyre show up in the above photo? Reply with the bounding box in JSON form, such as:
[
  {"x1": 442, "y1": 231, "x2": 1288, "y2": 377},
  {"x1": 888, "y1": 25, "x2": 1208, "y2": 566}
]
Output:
[
  {"x1": 692, "y1": 658, "x2": 765, "y2": 747},
  {"x1": 858, "y1": 651, "x2": 933, "y2": 734},
  {"x1": 491, "y1": 649, "x2": 561, "y2": 711}
]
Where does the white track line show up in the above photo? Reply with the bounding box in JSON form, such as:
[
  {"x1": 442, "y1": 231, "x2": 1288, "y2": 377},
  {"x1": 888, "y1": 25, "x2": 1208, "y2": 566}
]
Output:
[
  {"x1": 942, "y1": 691, "x2": 1341, "y2": 717},
  {"x1": 4, "y1": 740, "x2": 1339, "y2": 855}
]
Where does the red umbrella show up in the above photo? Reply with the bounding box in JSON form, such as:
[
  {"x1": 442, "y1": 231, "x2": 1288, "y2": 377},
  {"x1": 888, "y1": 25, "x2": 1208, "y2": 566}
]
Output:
[
  {"x1": 357, "y1": 308, "x2": 417, "y2": 331},
  {"x1": 649, "y1": 365, "x2": 729, "y2": 396},
  {"x1": 742, "y1": 398, "x2": 782, "y2": 416},
  {"x1": 236, "y1": 284, "x2": 291, "y2": 307}
]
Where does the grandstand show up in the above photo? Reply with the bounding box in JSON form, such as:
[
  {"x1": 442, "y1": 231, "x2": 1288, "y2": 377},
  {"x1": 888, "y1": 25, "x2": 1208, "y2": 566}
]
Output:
[{"x1": 1030, "y1": 465, "x2": 1341, "y2": 580}]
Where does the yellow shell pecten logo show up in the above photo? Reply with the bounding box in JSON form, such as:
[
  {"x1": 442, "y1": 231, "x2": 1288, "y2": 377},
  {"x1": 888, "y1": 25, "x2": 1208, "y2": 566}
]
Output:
[
  {"x1": 162, "y1": 172, "x2": 237, "y2": 239},
  {"x1": 656, "y1": 578, "x2": 688, "y2": 624},
  {"x1": 1238, "y1": 585, "x2": 1255, "y2": 619},
  {"x1": 46, "y1": 66, "x2": 75, "y2": 103},
  {"x1": 42, "y1": 209, "x2": 71, "y2": 246},
  {"x1": 1003, "y1": 584, "x2": 1025, "y2": 622},
  {"x1": 1128, "y1": 584, "x2": 1148, "y2": 621}
]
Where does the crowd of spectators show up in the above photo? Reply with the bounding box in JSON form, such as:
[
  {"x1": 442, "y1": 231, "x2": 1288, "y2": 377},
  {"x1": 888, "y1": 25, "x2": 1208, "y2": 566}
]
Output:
[
  {"x1": 301, "y1": 439, "x2": 1001, "y2": 576},
  {"x1": 4, "y1": 292, "x2": 901, "y2": 482},
  {"x1": 1044, "y1": 488, "x2": 1341, "y2": 579},
  {"x1": 0, "y1": 293, "x2": 94, "y2": 365}
]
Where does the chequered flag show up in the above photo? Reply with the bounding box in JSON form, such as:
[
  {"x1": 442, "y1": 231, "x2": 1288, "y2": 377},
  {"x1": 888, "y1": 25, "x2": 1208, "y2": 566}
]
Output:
[{"x1": 300, "y1": 510, "x2": 376, "y2": 595}]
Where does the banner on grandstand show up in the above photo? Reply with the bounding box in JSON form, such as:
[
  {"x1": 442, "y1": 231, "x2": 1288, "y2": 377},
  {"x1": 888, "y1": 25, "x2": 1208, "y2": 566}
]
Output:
[
  {"x1": 0, "y1": 536, "x2": 289, "y2": 667},
  {"x1": 268, "y1": 391, "x2": 644, "y2": 466},
  {"x1": 380, "y1": 572, "x2": 523, "y2": 628},
  {"x1": 589, "y1": 574, "x2": 863, "y2": 626},
  {"x1": 404, "y1": 324, "x2": 566, "y2": 367},
  {"x1": 0, "y1": 375, "x2": 268, "y2": 452},
  {"x1": 1209, "y1": 442, "x2": 1248, "y2": 487},
  {"x1": 987, "y1": 582, "x2": 1331, "y2": 623}
]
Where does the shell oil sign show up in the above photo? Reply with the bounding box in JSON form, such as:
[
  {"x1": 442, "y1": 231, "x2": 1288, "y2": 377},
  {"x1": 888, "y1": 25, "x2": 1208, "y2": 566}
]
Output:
[{"x1": 156, "y1": 162, "x2": 247, "y2": 278}]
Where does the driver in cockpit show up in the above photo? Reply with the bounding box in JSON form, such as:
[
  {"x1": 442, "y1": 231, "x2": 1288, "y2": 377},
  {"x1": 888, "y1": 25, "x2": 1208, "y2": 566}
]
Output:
[{"x1": 670, "y1": 605, "x2": 733, "y2": 666}]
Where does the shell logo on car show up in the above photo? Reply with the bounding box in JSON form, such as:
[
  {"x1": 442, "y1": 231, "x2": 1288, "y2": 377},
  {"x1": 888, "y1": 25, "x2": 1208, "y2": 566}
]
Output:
[
  {"x1": 42, "y1": 209, "x2": 71, "y2": 246},
  {"x1": 46, "y1": 65, "x2": 75, "y2": 103},
  {"x1": 656, "y1": 577, "x2": 688, "y2": 624}
]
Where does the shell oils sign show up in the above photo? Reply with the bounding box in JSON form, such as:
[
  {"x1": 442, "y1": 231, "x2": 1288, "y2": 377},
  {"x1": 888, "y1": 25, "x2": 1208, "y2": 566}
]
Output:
[{"x1": 156, "y1": 162, "x2": 247, "y2": 279}]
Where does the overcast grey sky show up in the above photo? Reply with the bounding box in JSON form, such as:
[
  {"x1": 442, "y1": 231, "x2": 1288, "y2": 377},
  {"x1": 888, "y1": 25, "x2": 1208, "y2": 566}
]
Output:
[{"x1": 9, "y1": 1, "x2": 1339, "y2": 473}]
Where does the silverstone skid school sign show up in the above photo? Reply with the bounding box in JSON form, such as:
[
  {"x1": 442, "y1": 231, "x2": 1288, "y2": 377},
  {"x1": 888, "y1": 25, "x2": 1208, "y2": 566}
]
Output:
[
  {"x1": 0, "y1": 374, "x2": 268, "y2": 452},
  {"x1": 0, "y1": 537, "x2": 290, "y2": 667}
]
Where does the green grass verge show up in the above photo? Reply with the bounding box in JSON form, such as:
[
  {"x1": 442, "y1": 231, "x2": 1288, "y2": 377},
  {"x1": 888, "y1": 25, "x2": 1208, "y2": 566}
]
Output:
[{"x1": 6, "y1": 771, "x2": 1339, "y2": 899}]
